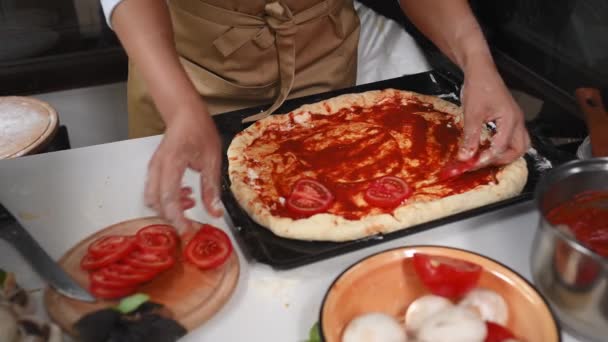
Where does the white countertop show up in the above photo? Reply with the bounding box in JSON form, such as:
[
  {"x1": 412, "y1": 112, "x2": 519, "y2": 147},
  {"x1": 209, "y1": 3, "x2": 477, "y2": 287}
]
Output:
[{"x1": 0, "y1": 136, "x2": 580, "y2": 342}]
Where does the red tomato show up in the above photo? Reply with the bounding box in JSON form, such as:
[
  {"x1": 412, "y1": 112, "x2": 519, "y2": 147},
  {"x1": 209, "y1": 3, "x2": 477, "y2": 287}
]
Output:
[
  {"x1": 412, "y1": 253, "x2": 482, "y2": 299},
  {"x1": 90, "y1": 284, "x2": 136, "y2": 300},
  {"x1": 439, "y1": 155, "x2": 479, "y2": 181},
  {"x1": 88, "y1": 235, "x2": 134, "y2": 257},
  {"x1": 80, "y1": 237, "x2": 136, "y2": 271},
  {"x1": 364, "y1": 176, "x2": 412, "y2": 207},
  {"x1": 286, "y1": 179, "x2": 334, "y2": 216},
  {"x1": 135, "y1": 224, "x2": 178, "y2": 254},
  {"x1": 90, "y1": 270, "x2": 134, "y2": 289},
  {"x1": 184, "y1": 225, "x2": 233, "y2": 270},
  {"x1": 485, "y1": 322, "x2": 516, "y2": 342},
  {"x1": 124, "y1": 250, "x2": 175, "y2": 272},
  {"x1": 101, "y1": 263, "x2": 158, "y2": 285}
]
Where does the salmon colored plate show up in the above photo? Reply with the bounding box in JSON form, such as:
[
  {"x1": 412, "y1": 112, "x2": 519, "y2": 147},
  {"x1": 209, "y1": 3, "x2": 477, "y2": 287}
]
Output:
[
  {"x1": 44, "y1": 217, "x2": 239, "y2": 335},
  {"x1": 320, "y1": 245, "x2": 560, "y2": 342}
]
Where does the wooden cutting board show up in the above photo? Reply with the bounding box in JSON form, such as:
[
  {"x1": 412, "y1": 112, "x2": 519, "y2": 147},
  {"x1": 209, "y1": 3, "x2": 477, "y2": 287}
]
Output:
[
  {"x1": 44, "y1": 217, "x2": 240, "y2": 335},
  {"x1": 0, "y1": 96, "x2": 58, "y2": 159}
]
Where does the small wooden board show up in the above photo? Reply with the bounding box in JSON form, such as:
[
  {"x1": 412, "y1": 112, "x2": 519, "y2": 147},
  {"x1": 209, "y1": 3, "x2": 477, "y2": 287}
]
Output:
[
  {"x1": 44, "y1": 217, "x2": 239, "y2": 335},
  {"x1": 0, "y1": 96, "x2": 59, "y2": 159}
]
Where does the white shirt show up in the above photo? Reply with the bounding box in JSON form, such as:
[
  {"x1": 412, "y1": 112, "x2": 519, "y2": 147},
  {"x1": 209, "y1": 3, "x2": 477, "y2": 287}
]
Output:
[{"x1": 99, "y1": 0, "x2": 430, "y2": 85}]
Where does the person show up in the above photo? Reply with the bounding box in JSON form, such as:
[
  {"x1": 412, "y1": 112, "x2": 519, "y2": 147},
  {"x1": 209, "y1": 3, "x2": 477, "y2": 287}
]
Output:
[{"x1": 100, "y1": 0, "x2": 530, "y2": 230}]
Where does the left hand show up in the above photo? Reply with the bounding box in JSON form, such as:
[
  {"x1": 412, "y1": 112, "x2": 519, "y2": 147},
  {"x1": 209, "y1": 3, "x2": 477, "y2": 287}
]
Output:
[{"x1": 458, "y1": 60, "x2": 530, "y2": 167}]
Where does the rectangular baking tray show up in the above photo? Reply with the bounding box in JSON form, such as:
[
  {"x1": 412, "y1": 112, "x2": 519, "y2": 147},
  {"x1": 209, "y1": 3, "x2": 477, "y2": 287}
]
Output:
[{"x1": 214, "y1": 70, "x2": 575, "y2": 269}]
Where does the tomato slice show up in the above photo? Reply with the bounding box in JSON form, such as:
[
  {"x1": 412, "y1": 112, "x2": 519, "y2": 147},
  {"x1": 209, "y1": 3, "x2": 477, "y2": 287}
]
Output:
[
  {"x1": 124, "y1": 250, "x2": 175, "y2": 272},
  {"x1": 286, "y1": 179, "x2": 334, "y2": 216},
  {"x1": 80, "y1": 237, "x2": 136, "y2": 271},
  {"x1": 412, "y1": 253, "x2": 482, "y2": 299},
  {"x1": 101, "y1": 263, "x2": 158, "y2": 285},
  {"x1": 484, "y1": 322, "x2": 517, "y2": 342},
  {"x1": 184, "y1": 225, "x2": 233, "y2": 270},
  {"x1": 135, "y1": 224, "x2": 178, "y2": 254},
  {"x1": 364, "y1": 176, "x2": 412, "y2": 208},
  {"x1": 88, "y1": 235, "x2": 134, "y2": 257},
  {"x1": 90, "y1": 270, "x2": 134, "y2": 289},
  {"x1": 438, "y1": 154, "x2": 480, "y2": 181},
  {"x1": 90, "y1": 284, "x2": 136, "y2": 300}
]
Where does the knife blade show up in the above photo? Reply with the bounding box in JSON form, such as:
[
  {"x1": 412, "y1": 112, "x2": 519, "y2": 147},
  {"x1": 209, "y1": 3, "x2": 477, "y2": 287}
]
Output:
[{"x1": 0, "y1": 204, "x2": 95, "y2": 302}]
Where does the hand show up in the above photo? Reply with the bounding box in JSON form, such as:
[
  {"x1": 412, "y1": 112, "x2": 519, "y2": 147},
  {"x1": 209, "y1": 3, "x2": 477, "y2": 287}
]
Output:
[
  {"x1": 144, "y1": 104, "x2": 224, "y2": 231},
  {"x1": 458, "y1": 60, "x2": 530, "y2": 167}
]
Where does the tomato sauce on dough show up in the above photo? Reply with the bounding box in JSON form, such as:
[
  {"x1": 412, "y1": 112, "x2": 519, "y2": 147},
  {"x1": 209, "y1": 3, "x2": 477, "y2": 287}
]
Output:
[
  {"x1": 547, "y1": 191, "x2": 608, "y2": 257},
  {"x1": 243, "y1": 95, "x2": 499, "y2": 220}
]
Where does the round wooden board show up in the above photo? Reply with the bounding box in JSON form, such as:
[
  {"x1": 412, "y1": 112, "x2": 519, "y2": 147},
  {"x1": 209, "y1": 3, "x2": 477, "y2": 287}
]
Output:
[
  {"x1": 44, "y1": 217, "x2": 240, "y2": 335},
  {"x1": 0, "y1": 96, "x2": 59, "y2": 159}
]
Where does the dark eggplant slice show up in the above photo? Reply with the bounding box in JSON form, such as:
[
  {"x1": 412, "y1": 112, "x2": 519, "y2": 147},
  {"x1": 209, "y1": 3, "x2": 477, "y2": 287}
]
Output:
[
  {"x1": 74, "y1": 309, "x2": 122, "y2": 342},
  {"x1": 107, "y1": 314, "x2": 187, "y2": 342},
  {"x1": 74, "y1": 294, "x2": 186, "y2": 342}
]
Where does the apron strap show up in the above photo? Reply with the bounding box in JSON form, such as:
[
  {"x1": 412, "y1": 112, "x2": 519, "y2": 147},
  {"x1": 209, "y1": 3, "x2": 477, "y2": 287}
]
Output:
[{"x1": 171, "y1": 0, "x2": 343, "y2": 123}]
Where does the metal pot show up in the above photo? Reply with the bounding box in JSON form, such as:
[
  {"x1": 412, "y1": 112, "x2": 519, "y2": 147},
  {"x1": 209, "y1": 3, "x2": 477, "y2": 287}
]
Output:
[{"x1": 531, "y1": 158, "x2": 608, "y2": 342}]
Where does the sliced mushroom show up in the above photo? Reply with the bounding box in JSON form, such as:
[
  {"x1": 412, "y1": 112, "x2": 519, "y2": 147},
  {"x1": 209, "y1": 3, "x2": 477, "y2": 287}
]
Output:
[
  {"x1": 458, "y1": 288, "x2": 509, "y2": 325},
  {"x1": 342, "y1": 312, "x2": 408, "y2": 342},
  {"x1": 417, "y1": 306, "x2": 487, "y2": 342},
  {"x1": 404, "y1": 295, "x2": 453, "y2": 336}
]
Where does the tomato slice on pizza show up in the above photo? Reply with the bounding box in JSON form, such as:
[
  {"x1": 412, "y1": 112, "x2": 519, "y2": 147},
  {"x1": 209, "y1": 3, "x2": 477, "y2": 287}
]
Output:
[
  {"x1": 364, "y1": 176, "x2": 412, "y2": 208},
  {"x1": 286, "y1": 179, "x2": 334, "y2": 216}
]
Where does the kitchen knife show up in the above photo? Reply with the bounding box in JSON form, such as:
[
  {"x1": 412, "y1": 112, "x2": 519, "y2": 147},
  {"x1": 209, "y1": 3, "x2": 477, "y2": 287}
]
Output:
[{"x1": 0, "y1": 204, "x2": 95, "y2": 302}]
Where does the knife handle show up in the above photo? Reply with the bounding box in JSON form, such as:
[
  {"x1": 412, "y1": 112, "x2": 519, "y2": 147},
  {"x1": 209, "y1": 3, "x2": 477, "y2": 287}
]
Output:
[{"x1": 575, "y1": 88, "x2": 608, "y2": 157}]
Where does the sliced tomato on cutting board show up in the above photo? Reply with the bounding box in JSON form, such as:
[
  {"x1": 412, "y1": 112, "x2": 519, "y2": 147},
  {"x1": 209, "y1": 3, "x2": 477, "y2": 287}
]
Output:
[
  {"x1": 90, "y1": 270, "x2": 134, "y2": 289},
  {"x1": 46, "y1": 217, "x2": 239, "y2": 335},
  {"x1": 364, "y1": 176, "x2": 412, "y2": 208},
  {"x1": 124, "y1": 250, "x2": 176, "y2": 272},
  {"x1": 101, "y1": 263, "x2": 158, "y2": 285},
  {"x1": 412, "y1": 253, "x2": 482, "y2": 299},
  {"x1": 80, "y1": 237, "x2": 136, "y2": 271},
  {"x1": 286, "y1": 179, "x2": 334, "y2": 216},
  {"x1": 135, "y1": 224, "x2": 178, "y2": 254},
  {"x1": 87, "y1": 235, "x2": 133, "y2": 257},
  {"x1": 184, "y1": 225, "x2": 233, "y2": 270}
]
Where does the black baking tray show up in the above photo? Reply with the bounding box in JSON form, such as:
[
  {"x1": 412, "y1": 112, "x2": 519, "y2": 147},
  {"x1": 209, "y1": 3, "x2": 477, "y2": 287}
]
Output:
[{"x1": 214, "y1": 70, "x2": 575, "y2": 269}]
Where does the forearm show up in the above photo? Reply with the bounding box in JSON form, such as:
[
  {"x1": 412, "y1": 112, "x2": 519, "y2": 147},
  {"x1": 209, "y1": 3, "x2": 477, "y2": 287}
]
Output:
[
  {"x1": 112, "y1": 0, "x2": 205, "y2": 124},
  {"x1": 399, "y1": 0, "x2": 494, "y2": 72}
]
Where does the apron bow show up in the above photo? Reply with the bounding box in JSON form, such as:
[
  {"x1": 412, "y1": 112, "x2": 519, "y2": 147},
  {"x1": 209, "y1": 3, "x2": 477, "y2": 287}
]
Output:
[{"x1": 172, "y1": 0, "x2": 343, "y2": 122}]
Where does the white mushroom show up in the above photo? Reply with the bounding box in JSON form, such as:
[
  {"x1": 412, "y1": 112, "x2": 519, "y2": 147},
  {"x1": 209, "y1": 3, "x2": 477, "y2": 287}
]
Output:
[
  {"x1": 404, "y1": 295, "x2": 453, "y2": 336},
  {"x1": 342, "y1": 312, "x2": 408, "y2": 342},
  {"x1": 458, "y1": 288, "x2": 509, "y2": 325},
  {"x1": 417, "y1": 306, "x2": 487, "y2": 342},
  {"x1": 0, "y1": 305, "x2": 20, "y2": 342}
]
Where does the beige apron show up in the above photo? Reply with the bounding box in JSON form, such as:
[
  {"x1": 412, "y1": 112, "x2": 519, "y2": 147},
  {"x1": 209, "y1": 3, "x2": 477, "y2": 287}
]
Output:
[{"x1": 127, "y1": 0, "x2": 360, "y2": 138}]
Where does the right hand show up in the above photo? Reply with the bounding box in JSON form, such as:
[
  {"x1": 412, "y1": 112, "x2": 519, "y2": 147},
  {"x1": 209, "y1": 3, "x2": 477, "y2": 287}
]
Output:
[{"x1": 144, "y1": 103, "x2": 224, "y2": 231}]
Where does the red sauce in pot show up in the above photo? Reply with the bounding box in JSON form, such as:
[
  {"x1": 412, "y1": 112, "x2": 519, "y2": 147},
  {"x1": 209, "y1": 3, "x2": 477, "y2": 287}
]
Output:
[{"x1": 546, "y1": 191, "x2": 608, "y2": 257}]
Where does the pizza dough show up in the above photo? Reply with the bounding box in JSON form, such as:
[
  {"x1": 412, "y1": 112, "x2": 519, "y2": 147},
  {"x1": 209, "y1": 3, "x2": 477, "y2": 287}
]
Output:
[{"x1": 227, "y1": 89, "x2": 527, "y2": 241}]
